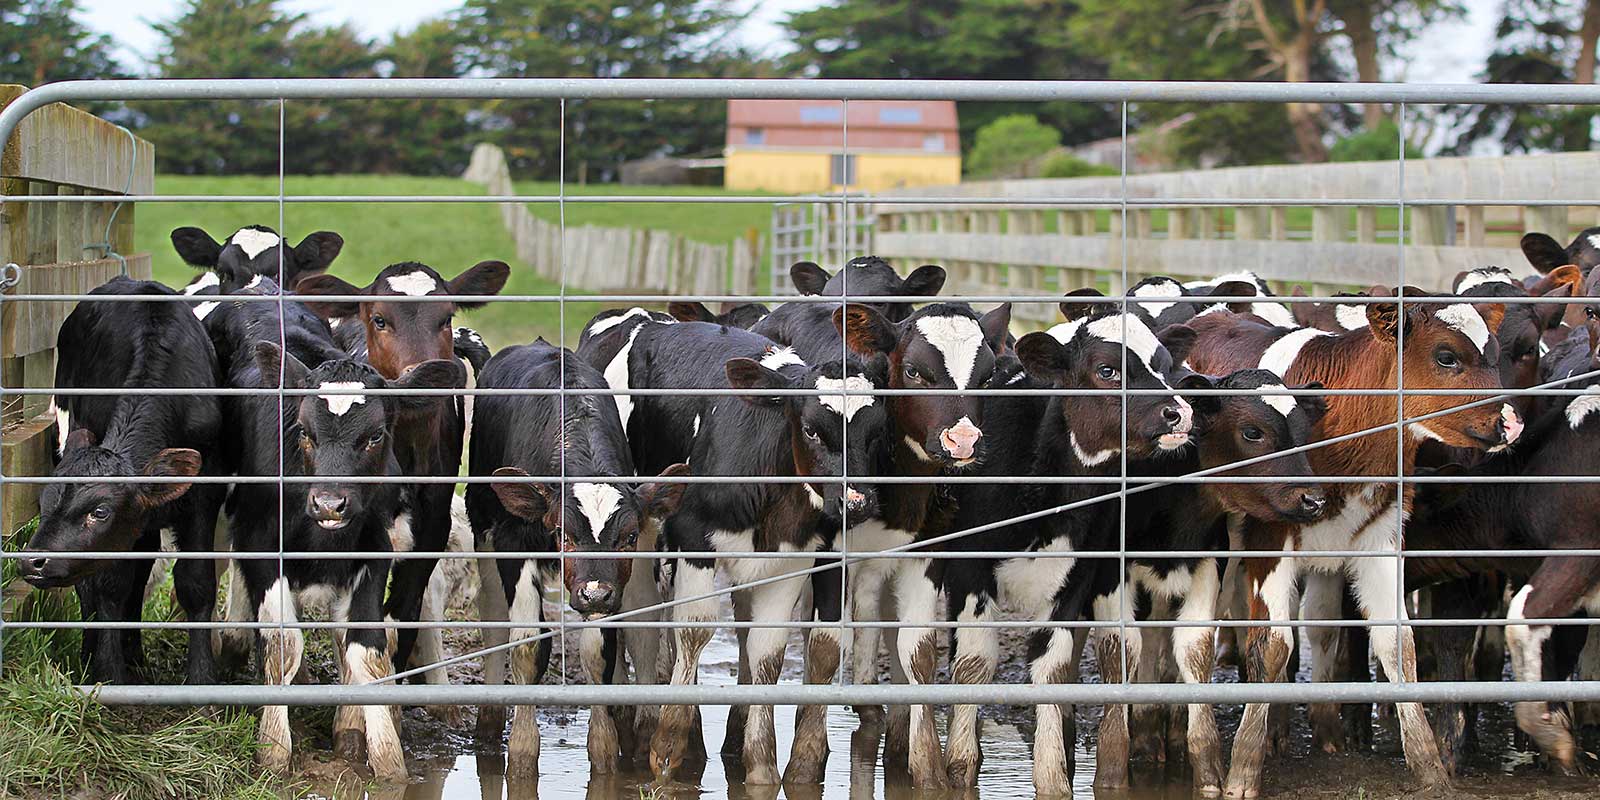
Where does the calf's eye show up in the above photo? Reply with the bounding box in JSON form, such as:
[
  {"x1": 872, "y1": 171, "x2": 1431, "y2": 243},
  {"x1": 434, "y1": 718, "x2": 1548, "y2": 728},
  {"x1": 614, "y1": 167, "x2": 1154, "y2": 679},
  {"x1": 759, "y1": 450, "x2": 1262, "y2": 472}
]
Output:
[
  {"x1": 88, "y1": 505, "x2": 111, "y2": 522},
  {"x1": 1097, "y1": 365, "x2": 1119, "y2": 381},
  {"x1": 372, "y1": 314, "x2": 388, "y2": 331},
  {"x1": 903, "y1": 365, "x2": 922, "y2": 383},
  {"x1": 1242, "y1": 427, "x2": 1264, "y2": 442},
  {"x1": 366, "y1": 432, "x2": 385, "y2": 449},
  {"x1": 1435, "y1": 350, "x2": 1460, "y2": 369},
  {"x1": 803, "y1": 424, "x2": 820, "y2": 442}
]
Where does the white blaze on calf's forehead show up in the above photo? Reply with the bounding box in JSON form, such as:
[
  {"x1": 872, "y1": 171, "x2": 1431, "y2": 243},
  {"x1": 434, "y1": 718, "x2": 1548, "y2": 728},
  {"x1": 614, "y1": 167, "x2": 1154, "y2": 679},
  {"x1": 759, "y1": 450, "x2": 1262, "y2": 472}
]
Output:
[
  {"x1": 816, "y1": 375, "x2": 875, "y2": 421},
  {"x1": 1258, "y1": 327, "x2": 1332, "y2": 378},
  {"x1": 385, "y1": 270, "x2": 439, "y2": 296},
  {"x1": 1588, "y1": 233, "x2": 1600, "y2": 250},
  {"x1": 759, "y1": 345, "x2": 806, "y2": 370},
  {"x1": 1434, "y1": 303, "x2": 1491, "y2": 353},
  {"x1": 915, "y1": 314, "x2": 985, "y2": 388},
  {"x1": 1046, "y1": 318, "x2": 1085, "y2": 344},
  {"x1": 1457, "y1": 268, "x2": 1515, "y2": 293},
  {"x1": 1335, "y1": 304, "x2": 1367, "y2": 331},
  {"x1": 1084, "y1": 314, "x2": 1164, "y2": 379},
  {"x1": 193, "y1": 301, "x2": 220, "y2": 321},
  {"x1": 1132, "y1": 280, "x2": 1183, "y2": 317},
  {"x1": 573, "y1": 482, "x2": 624, "y2": 542},
  {"x1": 1257, "y1": 383, "x2": 1298, "y2": 417},
  {"x1": 230, "y1": 228, "x2": 281, "y2": 259},
  {"x1": 317, "y1": 381, "x2": 368, "y2": 415}
]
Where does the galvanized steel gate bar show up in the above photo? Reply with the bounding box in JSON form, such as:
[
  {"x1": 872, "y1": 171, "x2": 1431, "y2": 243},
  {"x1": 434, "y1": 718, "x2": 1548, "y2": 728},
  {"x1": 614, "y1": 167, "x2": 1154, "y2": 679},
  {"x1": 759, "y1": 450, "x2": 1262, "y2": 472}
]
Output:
[{"x1": 0, "y1": 78, "x2": 1597, "y2": 706}]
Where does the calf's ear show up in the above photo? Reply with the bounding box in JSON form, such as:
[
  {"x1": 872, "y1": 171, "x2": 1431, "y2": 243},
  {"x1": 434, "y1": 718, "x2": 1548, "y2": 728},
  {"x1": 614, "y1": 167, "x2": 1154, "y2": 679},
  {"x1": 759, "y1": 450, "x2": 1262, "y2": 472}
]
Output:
[
  {"x1": 1175, "y1": 372, "x2": 1220, "y2": 415},
  {"x1": 833, "y1": 303, "x2": 898, "y2": 356},
  {"x1": 902, "y1": 264, "x2": 947, "y2": 297},
  {"x1": 1210, "y1": 280, "x2": 1259, "y2": 314},
  {"x1": 253, "y1": 341, "x2": 311, "y2": 390},
  {"x1": 637, "y1": 463, "x2": 690, "y2": 521},
  {"x1": 138, "y1": 448, "x2": 202, "y2": 508},
  {"x1": 1016, "y1": 331, "x2": 1071, "y2": 384},
  {"x1": 725, "y1": 357, "x2": 790, "y2": 406},
  {"x1": 667, "y1": 301, "x2": 715, "y2": 323},
  {"x1": 491, "y1": 466, "x2": 549, "y2": 521},
  {"x1": 1296, "y1": 381, "x2": 1329, "y2": 425},
  {"x1": 1521, "y1": 232, "x2": 1572, "y2": 274},
  {"x1": 448, "y1": 260, "x2": 511, "y2": 309},
  {"x1": 1058, "y1": 288, "x2": 1105, "y2": 322},
  {"x1": 292, "y1": 232, "x2": 344, "y2": 276},
  {"x1": 1475, "y1": 302, "x2": 1506, "y2": 335},
  {"x1": 171, "y1": 227, "x2": 222, "y2": 267},
  {"x1": 790, "y1": 261, "x2": 831, "y2": 295},
  {"x1": 293, "y1": 273, "x2": 364, "y2": 319},
  {"x1": 980, "y1": 303, "x2": 1013, "y2": 355},
  {"x1": 1156, "y1": 323, "x2": 1198, "y2": 367},
  {"x1": 388, "y1": 358, "x2": 467, "y2": 411},
  {"x1": 1364, "y1": 288, "x2": 1402, "y2": 342}
]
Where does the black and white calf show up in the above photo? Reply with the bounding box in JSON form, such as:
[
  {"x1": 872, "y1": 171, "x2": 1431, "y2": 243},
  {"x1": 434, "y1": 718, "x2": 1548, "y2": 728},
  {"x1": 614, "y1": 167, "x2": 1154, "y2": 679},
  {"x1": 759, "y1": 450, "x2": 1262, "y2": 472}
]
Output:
[
  {"x1": 466, "y1": 338, "x2": 686, "y2": 777},
  {"x1": 755, "y1": 257, "x2": 947, "y2": 361},
  {"x1": 1184, "y1": 271, "x2": 1299, "y2": 329},
  {"x1": 641, "y1": 324, "x2": 891, "y2": 785},
  {"x1": 667, "y1": 300, "x2": 771, "y2": 329},
  {"x1": 934, "y1": 304, "x2": 1204, "y2": 793},
  {"x1": 24, "y1": 277, "x2": 226, "y2": 686},
  {"x1": 238, "y1": 343, "x2": 463, "y2": 781},
  {"x1": 829, "y1": 300, "x2": 1012, "y2": 788},
  {"x1": 170, "y1": 224, "x2": 343, "y2": 296}
]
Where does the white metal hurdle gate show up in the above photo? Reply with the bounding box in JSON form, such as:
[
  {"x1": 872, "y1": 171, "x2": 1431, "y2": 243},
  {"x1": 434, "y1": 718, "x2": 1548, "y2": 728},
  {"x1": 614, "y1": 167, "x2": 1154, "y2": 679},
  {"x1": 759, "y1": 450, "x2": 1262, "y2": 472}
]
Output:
[{"x1": 0, "y1": 79, "x2": 1599, "y2": 716}]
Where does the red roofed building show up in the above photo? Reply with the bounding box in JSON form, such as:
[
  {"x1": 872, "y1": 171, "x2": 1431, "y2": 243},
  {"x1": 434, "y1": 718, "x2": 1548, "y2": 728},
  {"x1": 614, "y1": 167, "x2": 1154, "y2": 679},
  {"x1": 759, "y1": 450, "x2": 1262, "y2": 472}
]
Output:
[{"x1": 724, "y1": 99, "x2": 961, "y2": 192}]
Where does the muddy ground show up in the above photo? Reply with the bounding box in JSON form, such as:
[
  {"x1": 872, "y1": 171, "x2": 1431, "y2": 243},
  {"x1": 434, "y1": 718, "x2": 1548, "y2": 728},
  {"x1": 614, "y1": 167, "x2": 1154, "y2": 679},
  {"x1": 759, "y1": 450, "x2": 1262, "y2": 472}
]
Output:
[{"x1": 264, "y1": 560, "x2": 1600, "y2": 799}]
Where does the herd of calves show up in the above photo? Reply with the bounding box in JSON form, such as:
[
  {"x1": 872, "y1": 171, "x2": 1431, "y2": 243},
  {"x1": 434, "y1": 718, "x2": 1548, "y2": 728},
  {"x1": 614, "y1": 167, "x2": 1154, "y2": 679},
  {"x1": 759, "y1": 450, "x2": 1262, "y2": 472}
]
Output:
[{"x1": 17, "y1": 221, "x2": 1600, "y2": 795}]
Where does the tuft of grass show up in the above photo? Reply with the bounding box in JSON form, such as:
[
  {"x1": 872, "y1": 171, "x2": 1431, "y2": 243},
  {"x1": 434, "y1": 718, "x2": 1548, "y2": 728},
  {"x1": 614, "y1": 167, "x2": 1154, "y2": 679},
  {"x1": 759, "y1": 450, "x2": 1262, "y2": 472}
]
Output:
[
  {"x1": 2, "y1": 518, "x2": 84, "y2": 679},
  {"x1": 0, "y1": 661, "x2": 282, "y2": 799}
]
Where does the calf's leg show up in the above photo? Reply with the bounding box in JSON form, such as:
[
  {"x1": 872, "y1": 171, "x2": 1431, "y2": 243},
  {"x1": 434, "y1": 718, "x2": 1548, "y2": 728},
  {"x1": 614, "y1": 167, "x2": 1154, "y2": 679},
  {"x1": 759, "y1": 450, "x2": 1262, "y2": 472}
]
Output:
[
  {"x1": 1093, "y1": 583, "x2": 1142, "y2": 791},
  {"x1": 945, "y1": 592, "x2": 998, "y2": 787},
  {"x1": 1224, "y1": 556, "x2": 1297, "y2": 800},
  {"x1": 1174, "y1": 560, "x2": 1223, "y2": 795},
  {"x1": 786, "y1": 566, "x2": 844, "y2": 784},
  {"x1": 1349, "y1": 554, "x2": 1450, "y2": 790},
  {"x1": 893, "y1": 558, "x2": 947, "y2": 788},
  {"x1": 507, "y1": 560, "x2": 552, "y2": 780},
  {"x1": 649, "y1": 560, "x2": 718, "y2": 782},
  {"x1": 1506, "y1": 557, "x2": 1600, "y2": 775}
]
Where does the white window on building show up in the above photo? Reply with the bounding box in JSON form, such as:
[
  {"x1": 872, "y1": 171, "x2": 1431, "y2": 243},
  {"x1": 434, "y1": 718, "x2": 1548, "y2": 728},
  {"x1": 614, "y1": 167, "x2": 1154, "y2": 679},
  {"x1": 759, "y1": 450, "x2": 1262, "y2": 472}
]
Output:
[
  {"x1": 923, "y1": 133, "x2": 943, "y2": 152},
  {"x1": 746, "y1": 127, "x2": 765, "y2": 145}
]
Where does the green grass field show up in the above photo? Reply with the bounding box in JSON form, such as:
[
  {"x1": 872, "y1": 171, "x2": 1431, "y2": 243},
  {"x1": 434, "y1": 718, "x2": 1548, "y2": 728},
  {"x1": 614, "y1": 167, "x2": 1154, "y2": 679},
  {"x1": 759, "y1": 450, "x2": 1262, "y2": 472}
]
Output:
[{"x1": 512, "y1": 180, "x2": 775, "y2": 246}]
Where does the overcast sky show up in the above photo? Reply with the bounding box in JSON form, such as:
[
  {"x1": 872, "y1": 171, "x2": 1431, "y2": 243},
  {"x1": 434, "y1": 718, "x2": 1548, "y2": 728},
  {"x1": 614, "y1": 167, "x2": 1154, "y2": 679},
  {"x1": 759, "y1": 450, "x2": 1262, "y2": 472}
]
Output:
[{"x1": 78, "y1": 0, "x2": 1499, "y2": 82}]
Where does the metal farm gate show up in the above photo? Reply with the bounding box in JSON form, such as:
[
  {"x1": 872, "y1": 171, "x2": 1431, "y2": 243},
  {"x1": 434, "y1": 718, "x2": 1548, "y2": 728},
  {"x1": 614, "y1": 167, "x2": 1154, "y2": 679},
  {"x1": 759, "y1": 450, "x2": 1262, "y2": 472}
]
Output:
[{"x1": 2, "y1": 78, "x2": 1600, "y2": 719}]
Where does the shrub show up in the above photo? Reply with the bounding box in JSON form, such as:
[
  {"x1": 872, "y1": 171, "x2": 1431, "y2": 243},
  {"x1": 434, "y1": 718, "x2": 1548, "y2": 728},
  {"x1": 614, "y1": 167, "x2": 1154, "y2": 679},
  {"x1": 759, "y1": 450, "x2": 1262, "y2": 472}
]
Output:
[
  {"x1": 1040, "y1": 153, "x2": 1118, "y2": 178},
  {"x1": 1329, "y1": 119, "x2": 1424, "y2": 163},
  {"x1": 966, "y1": 114, "x2": 1063, "y2": 177}
]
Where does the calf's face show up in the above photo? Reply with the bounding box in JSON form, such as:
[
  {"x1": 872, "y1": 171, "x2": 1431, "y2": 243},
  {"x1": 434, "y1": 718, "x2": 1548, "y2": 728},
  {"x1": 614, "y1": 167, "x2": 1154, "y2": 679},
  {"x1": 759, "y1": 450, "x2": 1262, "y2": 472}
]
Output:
[
  {"x1": 255, "y1": 343, "x2": 465, "y2": 530},
  {"x1": 297, "y1": 260, "x2": 510, "y2": 380},
  {"x1": 836, "y1": 303, "x2": 1010, "y2": 469},
  {"x1": 491, "y1": 465, "x2": 688, "y2": 617},
  {"x1": 1018, "y1": 311, "x2": 1197, "y2": 465},
  {"x1": 171, "y1": 225, "x2": 342, "y2": 294},
  {"x1": 23, "y1": 434, "x2": 201, "y2": 587},
  {"x1": 1368, "y1": 292, "x2": 1522, "y2": 452},
  {"x1": 726, "y1": 356, "x2": 890, "y2": 524},
  {"x1": 792, "y1": 257, "x2": 946, "y2": 322},
  {"x1": 1193, "y1": 370, "x2": 1328, "y2": 522}
]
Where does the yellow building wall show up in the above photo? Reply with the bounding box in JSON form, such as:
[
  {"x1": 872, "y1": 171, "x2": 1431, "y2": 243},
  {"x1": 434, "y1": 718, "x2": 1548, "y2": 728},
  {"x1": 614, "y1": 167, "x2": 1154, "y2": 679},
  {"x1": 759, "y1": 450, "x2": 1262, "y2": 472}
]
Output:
[{"x1": 726, "y1": 149, "x2": 962, "y2": 193}]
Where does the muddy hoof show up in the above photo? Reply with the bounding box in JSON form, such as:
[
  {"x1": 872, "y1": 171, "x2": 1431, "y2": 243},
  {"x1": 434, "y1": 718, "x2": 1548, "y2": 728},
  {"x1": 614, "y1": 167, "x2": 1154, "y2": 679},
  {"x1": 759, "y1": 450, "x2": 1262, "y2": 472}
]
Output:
[
  {"x1": 784, "y1": 756, "x2": 827, "y2": 785},
  {"x1": 334, "y1": 730, "x2": 367, "y2": 764},
  {"x1": 257, "y1": 743, "x2": 291, "y2": 775},
  {"x1": 946, "y1": 757, "x2": 980, "y2": 787},
  {"x1": 476, "y1": 706, "x2": 507, "y2": 744}
]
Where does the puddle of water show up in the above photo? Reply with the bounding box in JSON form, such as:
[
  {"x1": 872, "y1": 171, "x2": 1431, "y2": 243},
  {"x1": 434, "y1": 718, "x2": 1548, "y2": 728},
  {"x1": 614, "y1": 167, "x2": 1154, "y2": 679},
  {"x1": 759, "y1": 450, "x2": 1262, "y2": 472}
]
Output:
[{"x1": 304, "y1": 626, "x2": 1219, "y2": 800}]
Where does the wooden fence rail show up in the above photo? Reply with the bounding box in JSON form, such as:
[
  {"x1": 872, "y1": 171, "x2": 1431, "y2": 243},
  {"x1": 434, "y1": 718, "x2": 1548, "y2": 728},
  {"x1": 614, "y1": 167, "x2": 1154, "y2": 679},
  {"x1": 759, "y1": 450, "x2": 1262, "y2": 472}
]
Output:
[
  {"x1": 464, "y1": 143, "x2": 757, "y2": 296},
  {"x1": 869, "y1": 152, "x2": 1597, "y2": 326},
  {"x1": 0, "y1": 85, "x2": 155, "y2": 539}
]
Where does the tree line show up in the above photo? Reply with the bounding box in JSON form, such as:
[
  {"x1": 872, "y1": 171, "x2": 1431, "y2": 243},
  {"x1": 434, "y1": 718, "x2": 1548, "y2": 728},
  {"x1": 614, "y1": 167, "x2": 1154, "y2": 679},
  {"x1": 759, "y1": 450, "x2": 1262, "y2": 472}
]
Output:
[{"x1": 3, "y1": 0, "x2": 1599, "y2": 178}]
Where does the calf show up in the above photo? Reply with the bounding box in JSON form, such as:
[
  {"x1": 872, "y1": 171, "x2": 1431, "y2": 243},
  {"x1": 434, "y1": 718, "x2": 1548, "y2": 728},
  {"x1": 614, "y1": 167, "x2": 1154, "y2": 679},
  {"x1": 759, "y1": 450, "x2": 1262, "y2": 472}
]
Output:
[
  {"x1": 171, "y1": 225, "x2": 343, "y2": 296},
  {"x1": 1183, "y1": 270, "x2": 1298, "y2": 328},
  {"x1": 295, "y1": 260, "x2": 509, "y2": 679},
  {"x1": 829, "y1": 300, "x2": 1012, "y2": 787},
  {"x1": 24, "y1": 277, "x2": 225, "y2": 686},
  {"x1": 1183, "y1": 291, "x2": 1520, "y2": 797},
  {"x1": 466, "y1": 338, "x2": 686, "y2": 777},
  {"x1": 239, "y1": 343, "x2": 463, "y2": 781},
  {"x1": 933, "y1": 304, "x2": 1204, "y2": 793},
  {"x1": 1522, "y1": 228, "x2": 1600, "y2": 276},
  {"x1": 641, "y1": 326, "x2": 891, "y2": 785}
]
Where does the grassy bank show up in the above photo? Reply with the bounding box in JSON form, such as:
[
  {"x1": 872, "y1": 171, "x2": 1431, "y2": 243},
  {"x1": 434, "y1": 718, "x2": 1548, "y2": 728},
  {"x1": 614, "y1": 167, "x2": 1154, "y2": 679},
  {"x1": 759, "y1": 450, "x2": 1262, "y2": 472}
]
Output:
[
  {"x1": 512, "y1": 180, "x2": 774, "y2": 246},
  {"x1": 1, "y1": 525, "x2": 281, "y2": 799}
]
